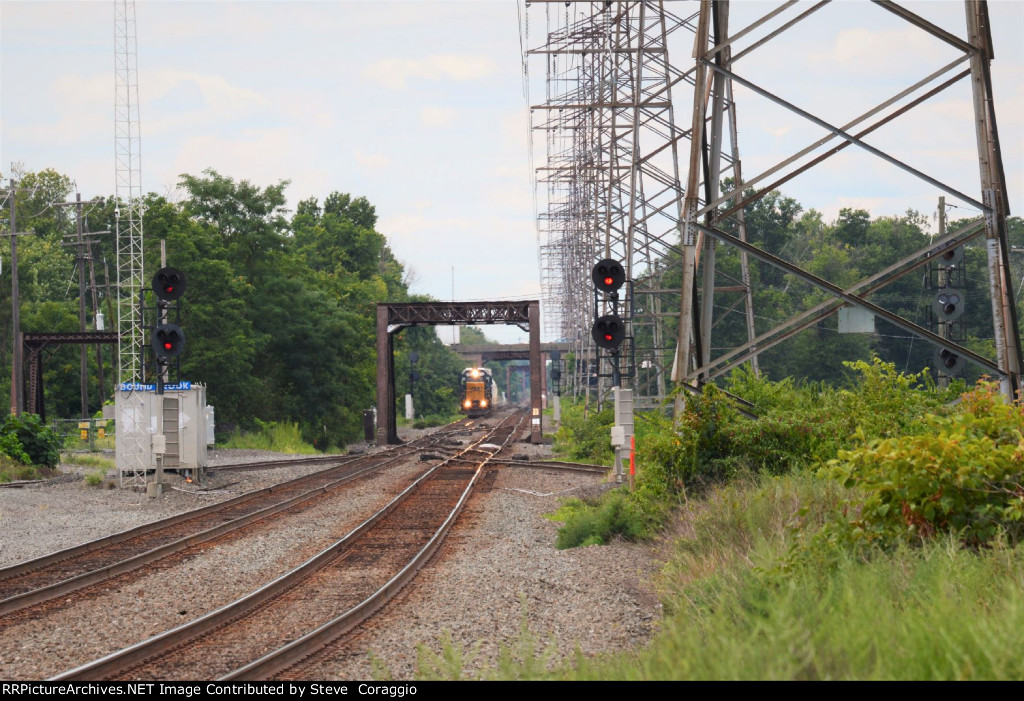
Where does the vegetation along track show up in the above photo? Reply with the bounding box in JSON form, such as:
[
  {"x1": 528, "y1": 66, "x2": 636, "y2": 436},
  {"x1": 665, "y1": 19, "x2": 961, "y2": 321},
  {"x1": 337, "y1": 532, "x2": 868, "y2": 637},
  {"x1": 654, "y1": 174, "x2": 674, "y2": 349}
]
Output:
[
  {"x1": 0, "y1": 418, "x2": 477, "y2": 619},
  {"x1": 53, "y1": 410, "x2": 526, "y2": 681}
]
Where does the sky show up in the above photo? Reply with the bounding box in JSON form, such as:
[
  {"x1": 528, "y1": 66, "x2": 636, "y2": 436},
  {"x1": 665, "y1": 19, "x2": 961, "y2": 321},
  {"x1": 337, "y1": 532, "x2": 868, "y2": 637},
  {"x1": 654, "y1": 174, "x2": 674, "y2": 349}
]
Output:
[{"x1": 1, "y1": 0, "x2": 1022, "y2": 345}]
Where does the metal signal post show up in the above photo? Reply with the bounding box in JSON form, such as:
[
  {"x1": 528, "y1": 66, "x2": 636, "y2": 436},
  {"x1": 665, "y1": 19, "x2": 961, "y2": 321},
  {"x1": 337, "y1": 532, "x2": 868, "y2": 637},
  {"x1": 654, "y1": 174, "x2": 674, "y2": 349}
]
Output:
[
  {"x1": 150, "y1": 267, "x2": 186, "y2": 395},
  {"x1": 590, "y1": 259, "x2": 632, "y2": 391}
]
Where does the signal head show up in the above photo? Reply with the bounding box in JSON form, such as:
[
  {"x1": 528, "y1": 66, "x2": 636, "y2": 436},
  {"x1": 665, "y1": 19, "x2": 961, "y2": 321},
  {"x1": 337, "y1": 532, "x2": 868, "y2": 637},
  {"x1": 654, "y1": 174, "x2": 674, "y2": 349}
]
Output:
[
  {"x1": 932, "y1": 288, "x2": 965, "y2": 321},
  {"x1": 152, "y1": 323, "x2": 185, "y2": 359},
  {"x1": 592, "y1": 259, "x2": 625, "y2": 295},
  {"x1": 934, "y1": 347, "x2": 964, "y2": 375},
  {"x1": 938, "y1": 246, "x2": 964, "y2": 267},
  {"x1": 591, "y1": 314, "x2": 626, "y2": 350},
  {"x1": 152, "y1": 267, "x2": 186, "y2": 302}
]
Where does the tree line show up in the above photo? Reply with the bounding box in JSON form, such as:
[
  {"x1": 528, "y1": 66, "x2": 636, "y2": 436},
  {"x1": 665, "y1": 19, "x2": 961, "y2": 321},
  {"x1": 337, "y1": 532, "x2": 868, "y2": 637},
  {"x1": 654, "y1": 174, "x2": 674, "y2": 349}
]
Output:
[
  {"x1": 0, "y1": 168, "x2": 469, "y2": 448},
  {"x1": 3, "y1": 168, "x2": 1021, "y2": 446},
  {"x1": 646, "y1": 187, "x2": 1024, "y2": 387}
]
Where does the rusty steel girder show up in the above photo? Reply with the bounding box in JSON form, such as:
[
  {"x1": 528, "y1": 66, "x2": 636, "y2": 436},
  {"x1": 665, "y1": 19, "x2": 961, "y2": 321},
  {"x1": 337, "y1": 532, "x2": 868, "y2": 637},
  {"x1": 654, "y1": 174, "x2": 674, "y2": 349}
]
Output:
[
  {"x1": 22, "y1": 332, "x2": 121, "y2": 419},
  {"x1": 376, "y1": 302, "x2": 542, "y2": 446},
  {"x1": 385, "y1": 302, "x2": 531, "y2": 328}
]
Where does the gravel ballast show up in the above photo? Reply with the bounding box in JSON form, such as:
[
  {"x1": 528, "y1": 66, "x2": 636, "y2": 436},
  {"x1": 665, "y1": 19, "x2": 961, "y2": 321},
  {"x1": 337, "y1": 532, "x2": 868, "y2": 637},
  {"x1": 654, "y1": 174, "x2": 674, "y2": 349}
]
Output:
[{"x1": 0, "y1": 426, "x2": 661, "y2": 680}]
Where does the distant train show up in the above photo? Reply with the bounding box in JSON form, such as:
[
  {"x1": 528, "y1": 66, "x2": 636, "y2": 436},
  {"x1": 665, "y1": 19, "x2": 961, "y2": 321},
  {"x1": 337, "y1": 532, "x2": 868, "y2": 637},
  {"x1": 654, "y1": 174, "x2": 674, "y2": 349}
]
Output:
[{"x1": 459, "y1": 367, "x2": 500, "y2": 417}]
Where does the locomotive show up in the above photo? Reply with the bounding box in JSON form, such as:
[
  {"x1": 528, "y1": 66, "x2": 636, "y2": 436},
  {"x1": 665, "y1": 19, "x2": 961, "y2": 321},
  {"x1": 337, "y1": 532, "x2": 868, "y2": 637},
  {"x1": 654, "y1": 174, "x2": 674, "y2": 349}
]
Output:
[{"x1": 459, "y1": 367, "x2": 499, "y2": 417}]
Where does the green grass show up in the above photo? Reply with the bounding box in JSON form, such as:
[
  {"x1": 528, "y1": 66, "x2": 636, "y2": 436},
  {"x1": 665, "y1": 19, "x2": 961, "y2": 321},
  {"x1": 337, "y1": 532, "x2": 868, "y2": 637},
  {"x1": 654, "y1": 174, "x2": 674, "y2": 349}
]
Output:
[
  {"x1": 596, "y1": 539, "x2": 1024, "y2": 680},
  {"x1": 0, "y1": 456, "x2": 42, "y2": 483},
  {"x1": 549, "y1": 490, "x2": 653, "y2": 548},
  {"x1": 84, "y1": 470, "x2": 107, "y2": 487},
  {"x1": 419, "y1": 473, "x2": 1024, "y2": 680},
  {"x1": 221, "y1": 421, "x2": 320, "y2": 454},
  {"x1": 62, "y1": 453, "x2": 115, "y2": 470}
]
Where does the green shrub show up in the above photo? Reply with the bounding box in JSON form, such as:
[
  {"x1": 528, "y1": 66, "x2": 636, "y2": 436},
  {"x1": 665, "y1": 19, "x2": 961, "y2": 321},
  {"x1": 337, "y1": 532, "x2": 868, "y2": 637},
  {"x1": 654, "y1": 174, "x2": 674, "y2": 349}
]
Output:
[
  {"x1": 820, "y1": 380, "x2": 1024, "y2": 550},
  {"x1": 84, "y1": 470, "x2": 106, "y2": 487},
  {"x1": 0, "y1": 430, "x2": 31, "y2": 465},
  {"x1": 554, "y1": 489, "x2": 650, "y2": 548},
  {"x1": 645, "y1": 358, "x2": 951, "y2": 493},
  {"x1": 0, "y1": 414, "x2": 62, "y2": 466},
  {"x1": 553, "y1": 402, "x2": 614, "y2": 465}
]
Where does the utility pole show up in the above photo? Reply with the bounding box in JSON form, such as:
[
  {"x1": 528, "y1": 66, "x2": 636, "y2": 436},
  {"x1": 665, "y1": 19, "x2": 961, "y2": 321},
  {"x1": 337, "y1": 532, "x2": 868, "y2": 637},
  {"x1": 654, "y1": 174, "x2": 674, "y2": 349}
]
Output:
[
  {"x1": 57, "y1": 193, "x2": 109, "y2": 418},
  {"x1": 87, "y1": 240, "x2": 106, "y2": 401},
  {"x1": 4, "y1": 176, "x2": 32, "y2": 416}
]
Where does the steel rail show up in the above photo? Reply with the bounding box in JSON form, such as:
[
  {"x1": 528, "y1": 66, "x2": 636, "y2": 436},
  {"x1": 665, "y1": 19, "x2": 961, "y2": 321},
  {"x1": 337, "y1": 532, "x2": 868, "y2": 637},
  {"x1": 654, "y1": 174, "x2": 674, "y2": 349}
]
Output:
[
  {"x1": 2, "y1": 459, "x2": 384, "y2": 617},
  {"x1": 50, "y1": 411, "x2": 525, "y2": 681},
  {"x1": 224, "y1": 411, "x2": 528, "y2": 680},
  {"x1": 208, "y1": 453, "x2": 361, "y2": 473},
  {"x1": 505, "y1": 459, "x2": 610, "y2": 474},
  {"x1": 0, "y1": 420, "x2": 471, "y2": 617}
]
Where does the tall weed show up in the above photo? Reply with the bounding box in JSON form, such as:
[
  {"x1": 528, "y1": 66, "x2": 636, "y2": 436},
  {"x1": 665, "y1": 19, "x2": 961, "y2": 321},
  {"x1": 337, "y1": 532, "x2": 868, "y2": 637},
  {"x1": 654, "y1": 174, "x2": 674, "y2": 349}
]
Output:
[{"x1": 222, "y1": 420, "x2": 319, "y2": 454}]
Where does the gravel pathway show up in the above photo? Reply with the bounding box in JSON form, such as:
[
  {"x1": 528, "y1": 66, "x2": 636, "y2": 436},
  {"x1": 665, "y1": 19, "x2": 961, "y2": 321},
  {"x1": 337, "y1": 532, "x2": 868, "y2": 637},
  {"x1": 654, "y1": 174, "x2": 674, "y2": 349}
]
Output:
[{"x1": 0, "y1": 426, "x2": 662, "y2": 680}]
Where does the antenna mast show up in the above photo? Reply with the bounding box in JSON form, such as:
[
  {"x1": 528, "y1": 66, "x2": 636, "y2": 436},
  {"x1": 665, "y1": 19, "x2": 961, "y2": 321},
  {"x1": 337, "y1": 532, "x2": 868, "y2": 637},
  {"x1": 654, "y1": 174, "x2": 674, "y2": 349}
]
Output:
[
  {"x1": 114, "y1": 0, "x2": 144, "y2": 386},
  {"x1": 114, "y1": 0, "x2": 147, "y2": 486}
]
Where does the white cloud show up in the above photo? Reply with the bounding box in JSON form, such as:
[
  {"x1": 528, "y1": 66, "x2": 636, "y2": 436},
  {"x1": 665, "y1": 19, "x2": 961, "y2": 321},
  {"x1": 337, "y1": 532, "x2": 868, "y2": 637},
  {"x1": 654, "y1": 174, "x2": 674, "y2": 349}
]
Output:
[
  {"x1": 420, "y1": 106, "x2": 458, "y2": 128},
  {"x1": 355, "y1": 150, "x2": 392, "y2": 173},
  {"x1": 362, "y1": 54, "x2": 498, "y2": 89},
  {"x1": 146, "y1": 69, "x2": 270, "y2": 114},
  {"x1": 764, "y1": 125, "x2": 791, "y2": 140},
  {"x1": 810, "y1": 26, "x2": 947, "y2": 74}
]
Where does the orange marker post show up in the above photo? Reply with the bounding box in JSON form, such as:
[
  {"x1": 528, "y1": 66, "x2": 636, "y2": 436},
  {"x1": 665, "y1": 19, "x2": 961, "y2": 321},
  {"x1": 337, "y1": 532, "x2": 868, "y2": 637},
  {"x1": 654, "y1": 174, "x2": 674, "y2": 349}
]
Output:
[{"x1": 629, "y1": 435, "x2": 635, "y2": 489}]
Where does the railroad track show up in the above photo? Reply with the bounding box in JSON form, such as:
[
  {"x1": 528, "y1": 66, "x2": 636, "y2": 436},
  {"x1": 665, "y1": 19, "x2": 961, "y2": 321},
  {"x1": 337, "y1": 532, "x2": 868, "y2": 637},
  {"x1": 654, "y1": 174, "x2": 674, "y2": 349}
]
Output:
[
  {"x1": 209, "y1": 453, "x2": 363, "y2": 473},
  {"x1": 53, "y1": 410, "x2": 526, "y2": 681},
  {"x1": 0, "y1": 418, "x2": 477, "y2": 620}
]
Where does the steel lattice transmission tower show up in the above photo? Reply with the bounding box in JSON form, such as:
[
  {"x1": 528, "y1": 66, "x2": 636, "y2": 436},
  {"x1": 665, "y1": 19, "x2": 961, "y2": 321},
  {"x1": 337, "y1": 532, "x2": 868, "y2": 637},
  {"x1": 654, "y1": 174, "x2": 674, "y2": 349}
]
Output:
[
  {"x1": 527, "y1": 1, "x2": 758, "y2": 406},
  {"x1": 529, "y1": 0, "x2": 1020, "y2": 407},
  {"x1": 669, "y1": 0, "x2": 1021, "y2": 403},
  {"x1": 114, "y1": 0, "x2": 147, "y2": 486}
]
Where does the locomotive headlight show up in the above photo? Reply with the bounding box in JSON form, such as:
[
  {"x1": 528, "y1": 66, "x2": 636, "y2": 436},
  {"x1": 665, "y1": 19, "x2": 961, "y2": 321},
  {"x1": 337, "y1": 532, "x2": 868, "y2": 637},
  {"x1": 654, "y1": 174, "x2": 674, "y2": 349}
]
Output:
[
  {"x1": 463, "y1": 400, "x2": 472, "y2": 409},
  {"x1": 481, "y1": 400, "x2": 488, "y2": 408}
]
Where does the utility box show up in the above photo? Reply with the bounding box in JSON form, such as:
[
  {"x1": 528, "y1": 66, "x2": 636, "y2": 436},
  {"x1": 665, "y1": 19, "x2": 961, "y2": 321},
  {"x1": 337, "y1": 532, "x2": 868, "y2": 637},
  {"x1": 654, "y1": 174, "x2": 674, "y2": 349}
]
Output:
[
  {"x1": 115, "y1": 383, "x2": 209, "y2": 486},
  {"x1": 204, "y1": 405, "x2": 216, "y2": 446},
  {"x1": 613, "y1": 387, "x2": 634, "y2": 441},
  {"x1": 610, "y1": 425, "x2": 626, "y2": 448}
]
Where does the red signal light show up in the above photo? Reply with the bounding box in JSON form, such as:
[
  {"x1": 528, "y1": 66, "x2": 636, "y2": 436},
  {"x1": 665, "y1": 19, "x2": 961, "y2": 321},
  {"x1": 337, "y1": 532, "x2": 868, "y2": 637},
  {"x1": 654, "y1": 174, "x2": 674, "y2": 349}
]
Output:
[
  {"x1": 152, "y1": 323, "x2": 185, "y2": 359},
  {"x1": 592, "y1": 259, "x2": 625, "y2": 294},
  {"x1": 152, "y1": 266, "x2": 186, "y2": 302},
  {"x1": 592, "y1": 314, "x2": 625, "y2": 349}
]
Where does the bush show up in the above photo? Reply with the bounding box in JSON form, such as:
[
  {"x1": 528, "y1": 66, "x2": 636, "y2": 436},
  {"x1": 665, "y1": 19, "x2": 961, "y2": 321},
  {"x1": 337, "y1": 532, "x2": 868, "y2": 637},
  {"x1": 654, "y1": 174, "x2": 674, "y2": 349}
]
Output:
[
  {"x1": 554, "y1": 402, "x2": 614, "y2": 465},
  {"x1": 821, "y1": 380, "x2": 1024, "y2": 550},
  {"x1": 645, "y1": 358, "x2": 952, "y2": 492},
  {"x1": 553, "y1": 490, "x2": 652, "y2": 548},
  {"x1": 0, "y1": 414, "x2": 62, "y2": 467}
]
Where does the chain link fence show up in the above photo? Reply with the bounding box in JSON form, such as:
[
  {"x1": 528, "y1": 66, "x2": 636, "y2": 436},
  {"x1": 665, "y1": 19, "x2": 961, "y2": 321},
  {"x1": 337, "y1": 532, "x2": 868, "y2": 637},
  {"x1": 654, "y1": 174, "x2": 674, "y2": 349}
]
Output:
[{"x1": 50, "y1": 418, "x2": 115, "y2": 453}]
